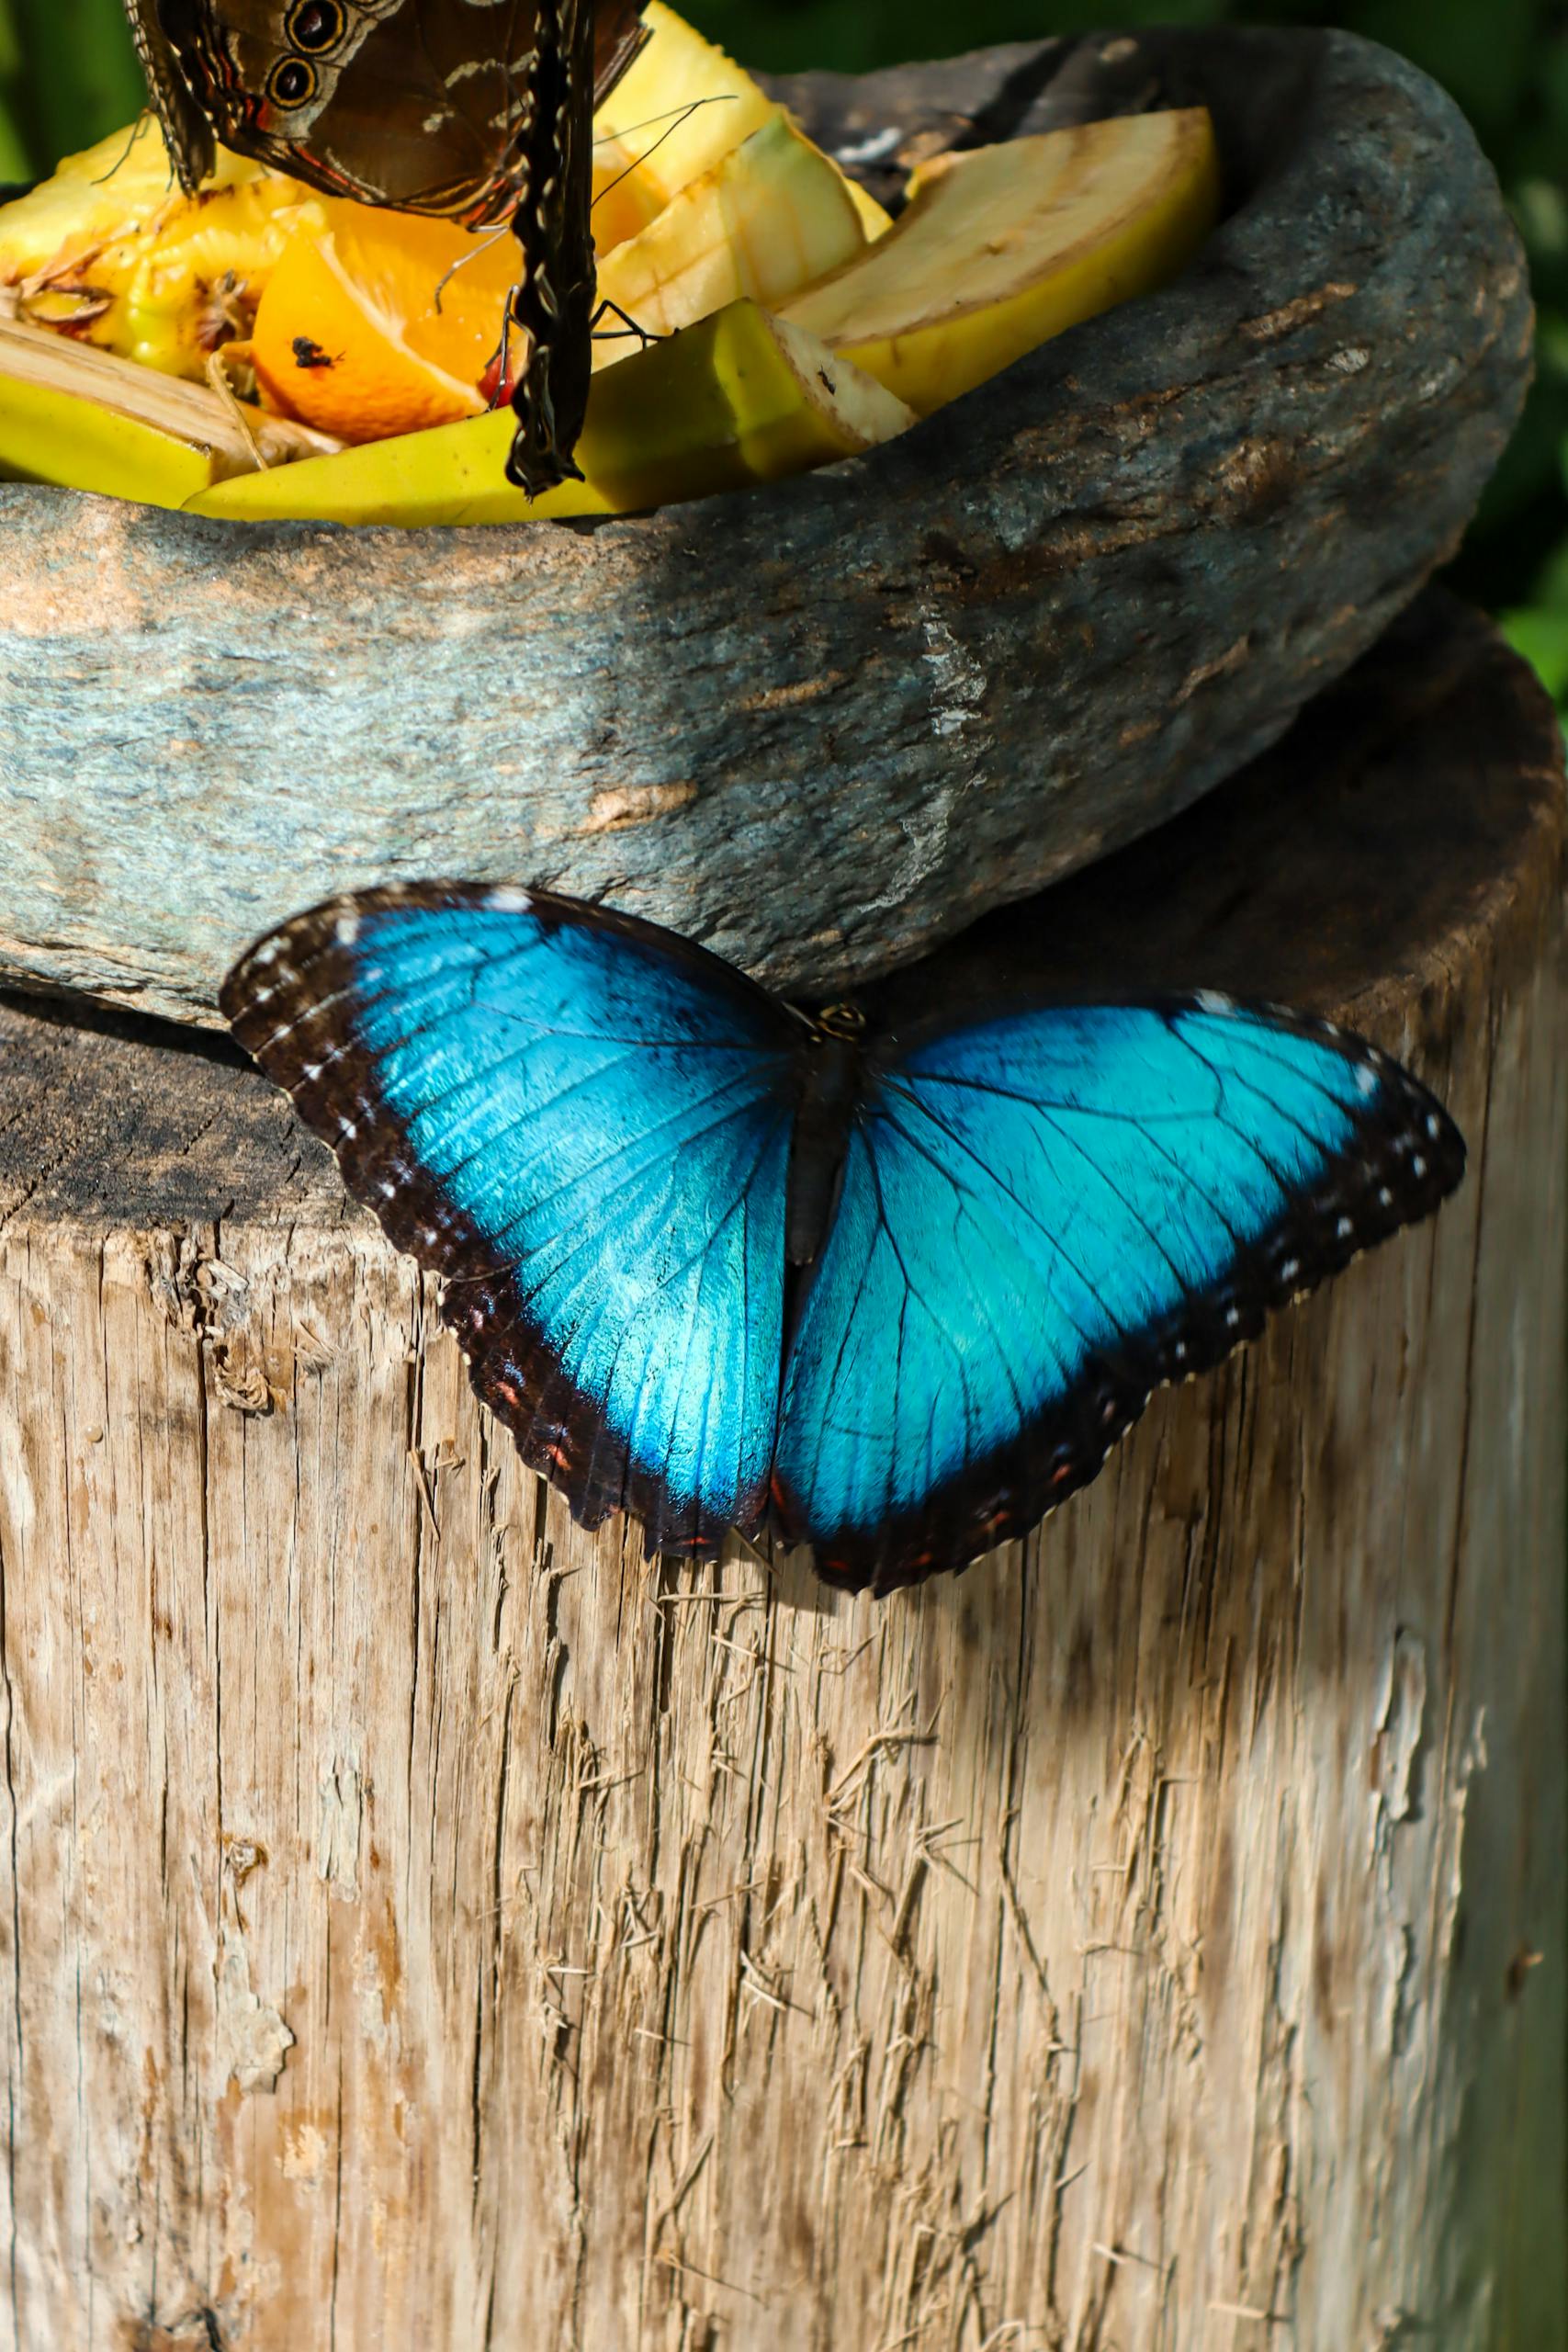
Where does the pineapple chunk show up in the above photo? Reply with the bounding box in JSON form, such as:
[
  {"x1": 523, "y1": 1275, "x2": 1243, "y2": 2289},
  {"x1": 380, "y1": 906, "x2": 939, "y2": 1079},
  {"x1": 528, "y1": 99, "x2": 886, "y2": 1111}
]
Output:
[
  {"x1": 591, "y1": 5, "x2": 890, "y2": 252},
  {"x1": 0, "y1": 118, "x2": 250, "y2": 275},
  {"x1": 0, "y1": 119, "x2": 324, "y2": 380},
  {"x1": 593, "y1": 111, "x2": 868, "y2": 366},
  {"x1": 591, "y1": 140, "x2": 671, "y2": 254}
]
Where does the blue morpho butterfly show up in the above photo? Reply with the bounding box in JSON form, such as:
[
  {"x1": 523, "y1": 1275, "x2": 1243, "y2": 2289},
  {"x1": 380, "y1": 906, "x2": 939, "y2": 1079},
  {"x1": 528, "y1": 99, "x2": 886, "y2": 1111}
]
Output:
[{"x1": 221, "y1": 883, "x2": 1465, "y2": 1593}]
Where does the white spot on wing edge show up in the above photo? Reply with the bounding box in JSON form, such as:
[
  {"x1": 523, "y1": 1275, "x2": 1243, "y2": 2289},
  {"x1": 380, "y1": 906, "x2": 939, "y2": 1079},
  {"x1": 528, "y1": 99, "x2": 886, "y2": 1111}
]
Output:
[
  {"x1": 1193, "y1": 989, "x2": 1234, "y2": 1015},
  {"x1": 334, "y1": 913, "x2": 361, "y2": 945},
  {"x1": 486, "y1": 886, "x2": 534, "y2": 913}
]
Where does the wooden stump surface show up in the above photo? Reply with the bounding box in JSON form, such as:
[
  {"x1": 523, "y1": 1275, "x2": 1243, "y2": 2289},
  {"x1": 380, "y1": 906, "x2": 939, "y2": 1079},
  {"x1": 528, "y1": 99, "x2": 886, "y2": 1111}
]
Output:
[{"x1": 0, "y1": 593, "x2": 1563, "y2": 2350}]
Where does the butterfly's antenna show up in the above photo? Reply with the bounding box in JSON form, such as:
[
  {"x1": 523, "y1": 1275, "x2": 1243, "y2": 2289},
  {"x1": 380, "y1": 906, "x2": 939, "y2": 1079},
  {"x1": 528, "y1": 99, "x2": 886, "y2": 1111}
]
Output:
[
  {"x1": 592, "y1": 93, "x2": 736, "y2": 150},
  {"x1": 590, "y1": 95, "x2": 736, "y2": 214}
]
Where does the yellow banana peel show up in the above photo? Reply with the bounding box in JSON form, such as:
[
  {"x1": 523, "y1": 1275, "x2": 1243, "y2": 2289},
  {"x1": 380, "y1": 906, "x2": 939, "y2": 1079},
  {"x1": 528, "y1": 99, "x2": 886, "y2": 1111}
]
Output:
[
  {"x1": 0, "y1": 314, "x2": 335, "y2": 503},
  {"x1": 184, "y1": 301, "x2": 917, "y2": 526}
]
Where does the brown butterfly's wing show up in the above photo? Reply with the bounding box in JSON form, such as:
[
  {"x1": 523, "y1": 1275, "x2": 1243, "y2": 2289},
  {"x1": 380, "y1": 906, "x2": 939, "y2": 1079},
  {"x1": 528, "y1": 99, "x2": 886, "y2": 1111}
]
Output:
[
  {"x1": 123, "y1": 0, "x2": 216, "y2": 191},
  {"x1": 502, "y1": 0, "x2": 602, "y2": 495},
  {"x1": 128, "y1": 0, "x2": 648, "y2": 222}
]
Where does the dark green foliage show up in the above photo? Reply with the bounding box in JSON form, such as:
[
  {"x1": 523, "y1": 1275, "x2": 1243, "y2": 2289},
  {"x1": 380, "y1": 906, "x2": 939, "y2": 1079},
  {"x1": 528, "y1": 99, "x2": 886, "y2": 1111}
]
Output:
[{"x1": 4, "y1": 0, "x2": 1562, "y2": 707}]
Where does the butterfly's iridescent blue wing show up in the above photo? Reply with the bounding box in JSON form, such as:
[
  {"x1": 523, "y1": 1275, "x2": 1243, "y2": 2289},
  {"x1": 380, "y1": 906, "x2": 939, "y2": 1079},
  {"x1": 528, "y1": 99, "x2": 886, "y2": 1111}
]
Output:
[
  {"x1": 222, "y1": 883, "x2": 797, "y2": 1554},
  {"x1": 771, "y1": 996, "x2": 1464, "y2": 1592}
]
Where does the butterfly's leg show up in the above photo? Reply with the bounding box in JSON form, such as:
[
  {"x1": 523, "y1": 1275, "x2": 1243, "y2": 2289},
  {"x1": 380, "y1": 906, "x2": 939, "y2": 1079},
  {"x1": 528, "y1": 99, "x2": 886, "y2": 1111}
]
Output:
[
  {"x1": 589, "y1": 297, "x2": 666, "y2": 352},
  {"x1": 483, "y1": 292, "x2": 523, "y2": 409}
]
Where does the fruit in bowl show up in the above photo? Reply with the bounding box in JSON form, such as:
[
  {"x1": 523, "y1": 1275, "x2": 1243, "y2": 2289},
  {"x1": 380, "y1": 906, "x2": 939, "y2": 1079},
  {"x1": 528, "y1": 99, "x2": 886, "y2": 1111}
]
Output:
[{"x1": 0, "y1": 5, "x2": 1218, "y2": 526}]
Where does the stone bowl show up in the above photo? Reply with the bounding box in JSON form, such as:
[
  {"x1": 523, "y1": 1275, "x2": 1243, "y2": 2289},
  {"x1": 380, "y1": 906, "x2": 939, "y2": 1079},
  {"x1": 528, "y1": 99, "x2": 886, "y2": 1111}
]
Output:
[{"x1": 0, "y1": 24, "x2": 1531, "y2": 1027}]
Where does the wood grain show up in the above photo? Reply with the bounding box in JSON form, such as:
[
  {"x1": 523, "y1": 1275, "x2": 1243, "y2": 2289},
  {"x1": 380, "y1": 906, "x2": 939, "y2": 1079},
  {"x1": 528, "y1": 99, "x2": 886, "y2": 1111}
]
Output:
[
  {"x1": 0, "y1": 28, "x2": 1532, "y2": 1027},
  {"x1": 0, "y1": 595, "x2": 1562, "y2": 2349}
]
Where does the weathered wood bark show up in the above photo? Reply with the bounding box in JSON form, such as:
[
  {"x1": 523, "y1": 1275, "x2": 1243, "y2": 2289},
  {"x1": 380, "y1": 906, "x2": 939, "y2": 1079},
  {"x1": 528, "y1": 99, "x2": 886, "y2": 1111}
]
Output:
[
  {"x1": 0, "y1": 594, "x2": 1562, "y2": 2351},
  {"x1": 0, "y1": 28, "x2": 1531, "y2": 1025}
]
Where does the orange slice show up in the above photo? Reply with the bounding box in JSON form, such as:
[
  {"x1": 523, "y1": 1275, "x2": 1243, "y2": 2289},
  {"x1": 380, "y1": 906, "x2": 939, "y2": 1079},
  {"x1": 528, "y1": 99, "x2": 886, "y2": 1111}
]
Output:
[{"x1": 251, "y1": 204, "x2": 518, "y2": 442}]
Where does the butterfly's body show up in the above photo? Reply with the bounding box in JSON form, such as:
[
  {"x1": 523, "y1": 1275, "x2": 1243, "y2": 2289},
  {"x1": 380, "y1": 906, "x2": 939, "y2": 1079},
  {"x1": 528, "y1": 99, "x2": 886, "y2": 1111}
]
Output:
[
  {"x1": 223, "y1": 882, "x2": 1465, "y2": 1592},
  {"x1": 123, "y1": 0, "x2": 649, "y2": 487},
  {"x1": 784, "y1": 1021, "x2": 863, "y2": 1274}
]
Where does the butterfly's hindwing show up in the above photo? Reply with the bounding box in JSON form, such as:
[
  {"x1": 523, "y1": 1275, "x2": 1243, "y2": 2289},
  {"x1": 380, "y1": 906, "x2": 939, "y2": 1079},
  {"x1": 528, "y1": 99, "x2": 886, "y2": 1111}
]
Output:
[
  {"x1": 769, "y1": 998, "x2": 1465, "y2": 1592},
  {"x1": 221, "y1": 883, "x2": 797, "y2": 1554},
  {"x1": 135, "y1": 0, "x2": 646, "y2": 218}
]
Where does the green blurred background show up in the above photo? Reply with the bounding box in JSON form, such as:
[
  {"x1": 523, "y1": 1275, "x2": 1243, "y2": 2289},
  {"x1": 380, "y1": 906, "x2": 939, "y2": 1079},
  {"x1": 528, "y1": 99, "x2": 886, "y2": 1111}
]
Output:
[{"x1": 2, "y1": 0, "x2": 1563, "y2": 705}]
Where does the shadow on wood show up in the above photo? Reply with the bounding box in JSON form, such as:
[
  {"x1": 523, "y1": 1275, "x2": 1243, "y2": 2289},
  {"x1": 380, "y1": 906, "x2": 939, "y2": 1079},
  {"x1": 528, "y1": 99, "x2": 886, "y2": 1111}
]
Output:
[{"x1": 0, "y1": 595, "x2": 1562, "y2": 2348}]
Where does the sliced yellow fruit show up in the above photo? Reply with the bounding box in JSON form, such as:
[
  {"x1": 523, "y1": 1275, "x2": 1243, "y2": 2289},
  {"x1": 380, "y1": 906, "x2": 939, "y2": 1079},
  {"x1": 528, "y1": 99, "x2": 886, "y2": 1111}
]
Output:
[
  {"x1": 186, "y1": 300, "x2": 916, "y2": 526},
  {"x1": 593, "y1": 110, "x2": 867, "y2": 365},
  {"x1": 589, "y1": 5, "x2": 891, "y2": 255},
  {"x1": 0, "y1": 118, "x2": 257, "y2": 276},
  {"x1": 784, "y1": 108, "x2": 1220, "y2": 414},
  {"x1": 591, "y1": 137, "x2": 671, "y2": 254},
  {"x1": 0, "y1": 120, "x2": 326, "y2": 381},
  {"x1": 0, "y1": 313, "x2": 337, "y2": 504},
  {"x1": 591, "y1": 2, "x2": 774, "y2": 212},
  {"x1": 584, "y1": 303, "x2": 913, "y2": 507}
]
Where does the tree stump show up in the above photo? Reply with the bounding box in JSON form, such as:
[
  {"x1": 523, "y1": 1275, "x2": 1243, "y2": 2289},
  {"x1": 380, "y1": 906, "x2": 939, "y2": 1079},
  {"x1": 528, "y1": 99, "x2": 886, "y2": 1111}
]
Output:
[{"x1": 0, "y1": 591, "x2": 1562, "y2": 2350}]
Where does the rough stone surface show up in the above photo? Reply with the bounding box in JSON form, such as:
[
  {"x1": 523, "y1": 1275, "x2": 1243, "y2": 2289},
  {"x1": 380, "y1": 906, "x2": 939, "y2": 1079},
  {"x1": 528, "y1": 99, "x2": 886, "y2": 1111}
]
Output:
[
  {"x1": 0, "y1": 596, "x2": 1563, "y2": 2349},
  {"x1": 0, "y1": 27, "x2": 1535, "y2": 1026}
]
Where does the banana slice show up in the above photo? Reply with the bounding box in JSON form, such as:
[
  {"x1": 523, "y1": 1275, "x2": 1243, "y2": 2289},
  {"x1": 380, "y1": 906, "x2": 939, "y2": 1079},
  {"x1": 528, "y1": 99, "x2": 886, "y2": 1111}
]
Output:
[
  {"x1": 185, "y1": 301, "x2": 917, "y2": 526},
  {"x1": 784, "y1": 108, "x2": 1220, "y2": 414}
]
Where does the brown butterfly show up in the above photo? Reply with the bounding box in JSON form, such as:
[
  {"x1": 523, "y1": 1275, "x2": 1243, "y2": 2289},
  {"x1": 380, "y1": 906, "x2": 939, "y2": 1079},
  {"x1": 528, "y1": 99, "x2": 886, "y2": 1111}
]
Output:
[{"x1": 123, "y1": 0, "x2": 649, "y2": 491}]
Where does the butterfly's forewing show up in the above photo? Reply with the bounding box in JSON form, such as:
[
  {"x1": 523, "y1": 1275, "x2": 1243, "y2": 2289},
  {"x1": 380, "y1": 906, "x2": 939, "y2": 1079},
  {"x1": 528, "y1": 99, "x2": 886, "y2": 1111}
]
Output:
[
  {"x1": 770, "y1": 998, "x2": 1465, "y2": 1592},
  {"x1": 221, "y1": 883, "x2": 797, "y2": 1555}
]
